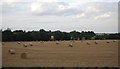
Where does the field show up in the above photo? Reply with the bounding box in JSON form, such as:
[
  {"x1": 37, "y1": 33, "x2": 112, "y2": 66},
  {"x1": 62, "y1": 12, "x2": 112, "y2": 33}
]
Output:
[
  {"x1": 2, "y1": 40, "x2": 119, "y2": 67},
  {"x1": 0, "y1": 43, "x2": 2, "y2": 68}
]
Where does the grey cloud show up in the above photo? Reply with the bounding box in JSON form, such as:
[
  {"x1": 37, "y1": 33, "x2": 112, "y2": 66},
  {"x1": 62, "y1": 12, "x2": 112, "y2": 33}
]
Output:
[
  {"x1": 2, "y1": 2, "x2": 30, "y2": 16},
  {"x1": 2, "y1": 2, "x2": 118, "y2": 33},
  {"x1": 30, "y1": 2, "x2": 83, "y2": 16},
  {"x1": 29, "y1": 2, "x2": 118, "y2": 21},
  {"x1": 78, "y1": 2, "x2": 118, "y2": 19}
]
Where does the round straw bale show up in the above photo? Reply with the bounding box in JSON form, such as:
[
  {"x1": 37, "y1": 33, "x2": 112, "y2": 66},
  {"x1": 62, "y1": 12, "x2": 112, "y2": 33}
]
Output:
[
  {"x1": 106, "y1": 41, "x2": 110, "y2": 43},
  {"x1": 95, "y1": 41, "x2": 98, "y2": 44},
  {"x1": 21, "y1": 52, "x2": 28, "y2": 59},
  {"x1": 23, "y1": 44, "x2": 27, "y2": 47},
  {"x1": 87, "y1": 42, "x2": 90, "y2": 45},
  {"x1": 69, "y1": 44, "x2": 73, "y2": 47},
  {"x1": 8, "y1": 49, "x2": 15, "y2": 55},
  {"x1": 56, "y1": 41, "x2": 59, "y2": 45},
  {"x1": 2, "y1": 42, "x2": 4, "y2": 45},
  {"x1": 113, "y1": 40, "x2": 116, "y2": 42},
  {"x1": 29, "y1": 43, "x2": 33, "y2": 46},
  {"x1": 40, "y1": 41, "x2": 43, "y2": 43},
  {"x1": 17, "y1": 42, "x2": 21, "y2": 44}
]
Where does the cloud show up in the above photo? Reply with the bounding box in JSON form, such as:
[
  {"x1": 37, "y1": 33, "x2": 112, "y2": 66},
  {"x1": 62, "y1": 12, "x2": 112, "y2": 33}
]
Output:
[
  {"x1": 86, "y1": 6, "x2": 99, "y2": 13},
  {"x1": 75, "y1": 2, "x2": 117, "y2": 19},
  {"x1": 21, "y1": 0, "x2": 59, "y2": 2},
  {"x1": 58, "y1": 4, "x2": 70, "y2": 11},
  {"x1": 71, "y1": 0, "x2": 119, "y2": 3},
  {"x1": 30, "y1": 2, "x2": 44, "y2": 13},
  {"x1": 2, "y1": 0, "x2": 20, "y2": 3},
  {"x1": 35, "y1": 0, "x2": 59, "y2": 2},
  {"x1": 1, "y1": 0, "x2": 59, "y2": 3},
  {"x1": 76, "y1": 13, "x2": 85, "y2": 18},
  {"x1": 2, "y1": 1, "x2": 117, "y2": 18},
  {"x1": 2, "y1": 0, "x2": 20, "y2": 6},
  {"x1": 95, "y1": 12, "x2": 112, "y2": 20},
  {"x1": 2, "y1": 1, "x2": 118, "y2": 33},
  {"x1": 30, "y1": 2, "x2": 82, "y2": 16}
]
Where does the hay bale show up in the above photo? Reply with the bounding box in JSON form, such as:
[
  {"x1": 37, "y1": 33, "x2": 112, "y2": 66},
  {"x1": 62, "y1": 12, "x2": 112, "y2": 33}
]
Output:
[
  {"x1": 29, "y1": 43, "x2": 33, "y2": 46},
  {"x1": 40, "y1": 41, "x2": 43, "y2": 43},
  {"x1": 113, "y1": 40, "x2": 116, "y2": 42},
  {"x1": 2, "y1": 42, "x2": 4, "y2": 45},
  {"x1": 21, "y1": 52, "x2": 28, "y2": 59},
  {"x1": 87, "y1": 42, "x2": 90, "y2": 45},
  {"x1": 23, "y1": 44, "x2": 27, "y2": 47},
  {"x1": 69, "y1": 44, "x2": 73, "y2": 47},
  {"x1": 95, "y1": 41, "x2": 98, "y2": 44},
  {"x1": 56, "y1": 41, "x2": 59, "y2": 45},
  {"x1": 8, "y1": 49, "x2": 15, "y2": 55},
  {"x1": 17, "y1": 42, "x2": 21, "y2": 44},
  {"x1": 106, "y1": 41, "x2": 110, "y2": 43}
]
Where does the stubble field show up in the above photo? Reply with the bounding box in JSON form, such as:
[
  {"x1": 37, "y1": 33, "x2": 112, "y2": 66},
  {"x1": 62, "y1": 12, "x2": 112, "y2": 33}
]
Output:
[{"x1": 2, "y1": 40, "x2": 119, "y2": 67}]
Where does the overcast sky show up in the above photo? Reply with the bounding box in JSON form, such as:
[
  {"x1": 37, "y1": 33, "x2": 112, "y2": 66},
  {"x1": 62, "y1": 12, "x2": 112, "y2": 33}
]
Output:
[{"x1": 1, "y1": 0, "x2": 119, "y2": 33}]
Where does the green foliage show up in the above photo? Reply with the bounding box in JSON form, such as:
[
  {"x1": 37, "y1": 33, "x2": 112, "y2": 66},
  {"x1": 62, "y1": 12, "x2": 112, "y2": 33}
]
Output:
[
  {"x1": 82, "y1": 37, "x2": 85, "y2": 40},
  {"x1": 2, "y1": 28, "x2": 119, "y2": 42},
  {"x1": 91, "y1": 36, "x2": 96, "y2": 40}
]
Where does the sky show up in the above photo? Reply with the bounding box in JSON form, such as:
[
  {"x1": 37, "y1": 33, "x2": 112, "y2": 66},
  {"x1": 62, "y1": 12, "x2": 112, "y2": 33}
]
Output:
[{"x1": 0, "y1": 0, "x2": 119, "y2": 33}]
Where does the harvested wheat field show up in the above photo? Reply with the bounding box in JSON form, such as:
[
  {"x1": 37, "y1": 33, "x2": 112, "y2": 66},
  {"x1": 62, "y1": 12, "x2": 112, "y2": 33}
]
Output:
[
  {"x1": 2, "y1": 40, "x2": 119, "y2": 67},
  {"x1": 0, "y1": 43, "x2": 2, "y2": 68}
]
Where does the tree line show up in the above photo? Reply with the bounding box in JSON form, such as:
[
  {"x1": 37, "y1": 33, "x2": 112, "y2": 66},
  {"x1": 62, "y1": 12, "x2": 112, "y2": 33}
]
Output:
[{"x1": 1, "y1": 28, "x2": 119, "y2": 42}]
